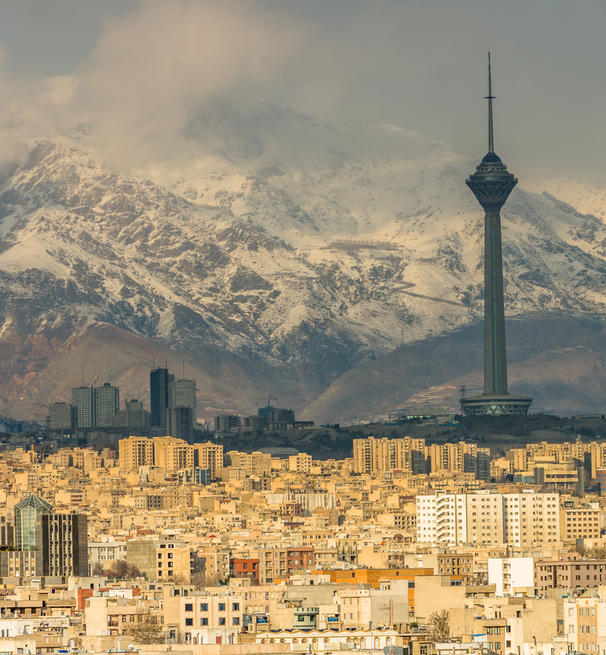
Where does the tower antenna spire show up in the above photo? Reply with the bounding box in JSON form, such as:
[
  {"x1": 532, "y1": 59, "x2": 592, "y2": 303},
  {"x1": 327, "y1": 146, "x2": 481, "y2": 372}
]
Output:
[{"x1": 485, "y1": 51, "x2": 495, "y2": 153}]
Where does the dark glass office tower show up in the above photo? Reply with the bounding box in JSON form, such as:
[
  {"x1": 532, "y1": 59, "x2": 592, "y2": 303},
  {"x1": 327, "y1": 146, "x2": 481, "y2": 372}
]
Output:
[
  {"x1": 460, "y1": 54, "x2": 532, "y2": 417},
  {"x1": 150, "y1": 367, "x2": 174, "y2": 429}
]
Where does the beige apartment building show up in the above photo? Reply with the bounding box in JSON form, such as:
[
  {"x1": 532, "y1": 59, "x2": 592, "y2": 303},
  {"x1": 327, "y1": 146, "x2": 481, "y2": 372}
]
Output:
[
  {"x1": 194, "y1": 443, "x2": 224, "y2": 479},
  {"x1": 288, "y1": 453, "x2": 312, "y2": 473},
  {"x1": 127, "y1": 538, "x2": 194, "y2": 582},
  {"x1": 563, "y1": 596, "x2": 606, "y2": 655},
  {"x1": 84, "y1": 596, "x2": 163, "y2": 638},
  {"x1": 226, "y1": 451, "x2": 272, "y2": 477},
  {"x1": 117, "y1": 436, "x2": 223, "y2": 478},
  {"x1": 535, "y1": 559, "x2": 606, "y2": 595},
  {"x1": 560, "y1": 502, "x2": 600, "y2": 541},
  {"x1": 353, "y1": 436, "x2": 490, "y2": 479},
  {"x1": 152, "y1": 436, "x2": 195, "y2": 470},
  {"x1": 251, "y1": 547, "x2": 315, "y2": 584},
  {"x1": 353, "y1": 436, "x2": 426, "y2": 474},
  {"x1": 118, "y1": 436, "x2": 154, "y2": 471}
]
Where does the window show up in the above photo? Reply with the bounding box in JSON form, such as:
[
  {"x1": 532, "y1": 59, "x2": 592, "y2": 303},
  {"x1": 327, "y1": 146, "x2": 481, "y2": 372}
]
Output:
[
  {"x1": 232, "y1": 603, "x2": 240, "y2": 611},
  {"x1": 185, "y1": 618, "x2": 193, "y2": 626},
  {"x1": 200, "y1": 618, "x2": 208, "y2": 626},
  {"x1": 200, "y1": 603, "x2": 208, "y2": 612},
  {"x1": 233, "y1": 617, "x2": 240, "y2": 626},
  {"x1": 219, "y1": 617, "x2": 226, "y2": 626},
  {"x1": 218, "y1": 603, "x2": 226, "y2": 611},
  {"x1": 185, "y1": 604, "x2": 193, "y2": 612}
]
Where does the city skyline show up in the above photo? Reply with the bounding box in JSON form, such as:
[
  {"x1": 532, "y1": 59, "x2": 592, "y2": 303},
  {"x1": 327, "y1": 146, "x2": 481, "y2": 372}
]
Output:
[{"x1": 0, "y1": 5, "x2": 604, "y2": 655}]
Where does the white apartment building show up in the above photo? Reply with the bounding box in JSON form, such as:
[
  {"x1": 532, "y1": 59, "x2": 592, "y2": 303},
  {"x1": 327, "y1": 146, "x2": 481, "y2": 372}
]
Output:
[
  {"x1": 416, "y1": 492, "x2": 468, "y2": 545},
  {"x1": 416, "y1": 491, "x2": 560, "y2": 547},
  {"x1": 487, "y1": 557, "x2": 534, "y2": 596}
]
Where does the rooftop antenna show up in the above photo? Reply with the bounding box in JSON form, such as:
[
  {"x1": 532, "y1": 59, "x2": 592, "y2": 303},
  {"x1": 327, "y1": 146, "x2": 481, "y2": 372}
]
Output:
[{"x1": 485, "y1": 51, "x2": 495, "y2": 153}]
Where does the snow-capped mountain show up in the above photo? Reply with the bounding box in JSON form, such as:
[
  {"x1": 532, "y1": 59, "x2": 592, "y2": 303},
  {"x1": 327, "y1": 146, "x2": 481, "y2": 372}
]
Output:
[{"x1": 1, "y1": 101, "x2": 606, "y2": 421}]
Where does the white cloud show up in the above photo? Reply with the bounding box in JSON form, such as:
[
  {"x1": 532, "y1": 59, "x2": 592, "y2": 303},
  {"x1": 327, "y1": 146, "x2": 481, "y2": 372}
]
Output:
[{"x1": 70, "y1": 0, "x2": 303, "y2": 168}]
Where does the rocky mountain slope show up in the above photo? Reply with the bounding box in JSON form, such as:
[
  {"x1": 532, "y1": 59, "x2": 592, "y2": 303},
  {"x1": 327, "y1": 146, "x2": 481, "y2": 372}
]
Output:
[{"x1": 0, "y1": 101, "x2": 605, "y2": 422}]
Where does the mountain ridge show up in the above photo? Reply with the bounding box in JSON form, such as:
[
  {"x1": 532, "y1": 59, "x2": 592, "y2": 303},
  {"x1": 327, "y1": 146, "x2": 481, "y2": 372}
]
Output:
[{"x1": 0, "y1": 102, "x2": 605, "y2": 421}]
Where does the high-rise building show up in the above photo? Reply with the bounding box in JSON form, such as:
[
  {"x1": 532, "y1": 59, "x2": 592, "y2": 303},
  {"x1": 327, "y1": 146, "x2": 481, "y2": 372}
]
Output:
[
  {"x1": 111, "y1": 399, "x2": 151, "y2": 428},
  {"x1": 14, "y1": 495, "x2": 87, "y2": 577},
  {"x1": 14, "y1": 494, "x2": 52, "y2": 550},
  {"x1": 40, "y1": 513, "x2": 88, "y2": 577},
  {"x1": 168, "y1": 378, "x2": 197, "y2": 428},
  {"x1": 94, "y1": 382, "x2": 120, "y2": 427},
  {"x1": 150, "y1": 367, "x2": 174, "y2": 429},
  {"x1": 215, "y1": 414, "x2": 241, "y2": 433},
  {"x1": 167, "y1": 406, "x2": 193, "y2": 440},
  {"x1": 460, "y1": 54, "x2": 532, "y2": 417},
  {"x1": 0, "y1": 517, "x2": 13, "y2": 549},
  {"x1": 71, "y1": 383, "x2": 120, "y2": 428},
  {"x1": 71, "y1": 386, "x2": 95, "y2": 428},
  {"x1": 48, "y1": 402, "x2": 75, "y2": 431},
  {"x1": 258, "y1": 405, "x2": 295, "y2": 428},
  {"x1": 416, "y1": 490, "x2": 560, "y2": 547}
]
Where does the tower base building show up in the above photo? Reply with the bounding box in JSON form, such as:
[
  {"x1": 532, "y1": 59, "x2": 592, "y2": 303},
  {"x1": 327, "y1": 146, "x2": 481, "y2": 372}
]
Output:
[{"x1": 460, "y1": 393, "x2": 532, "y2": 417}]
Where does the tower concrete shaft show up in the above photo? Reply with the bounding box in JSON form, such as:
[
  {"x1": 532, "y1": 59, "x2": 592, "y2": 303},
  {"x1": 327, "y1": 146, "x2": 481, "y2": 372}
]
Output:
[{"x1": 484, "y1": 208, "x2": 507, "y2": 394}]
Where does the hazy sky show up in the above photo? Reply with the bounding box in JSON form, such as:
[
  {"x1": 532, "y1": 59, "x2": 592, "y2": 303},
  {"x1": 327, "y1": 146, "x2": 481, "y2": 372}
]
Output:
[{"x1": 0, "y1": 0, "x2": 605, "y2": 185}]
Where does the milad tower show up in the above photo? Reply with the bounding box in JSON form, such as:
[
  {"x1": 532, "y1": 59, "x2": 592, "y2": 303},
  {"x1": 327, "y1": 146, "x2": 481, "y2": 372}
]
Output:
[{"x1": 460, "y1": 54, "x2": 532, "y2": 417}]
